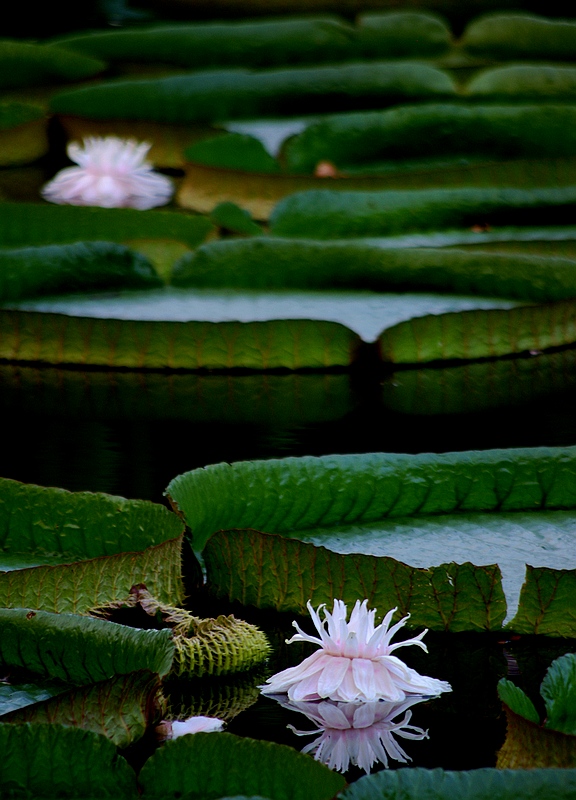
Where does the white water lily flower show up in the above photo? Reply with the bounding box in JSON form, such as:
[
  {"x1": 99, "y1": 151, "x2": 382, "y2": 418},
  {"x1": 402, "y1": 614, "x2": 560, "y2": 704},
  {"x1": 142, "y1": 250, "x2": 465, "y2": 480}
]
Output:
[
  {"x1": 42, "y1": 136, "x2": 173, "y2": 209},
  {"x1": 260, "y1": 599, "x2": 452, "y2": 703},
  {"x1": 168, "y1": 715, "x2": 225, "y2": 739},
  {"x1": 284, "y1": 697, "x2": 429, "y2": 773}
]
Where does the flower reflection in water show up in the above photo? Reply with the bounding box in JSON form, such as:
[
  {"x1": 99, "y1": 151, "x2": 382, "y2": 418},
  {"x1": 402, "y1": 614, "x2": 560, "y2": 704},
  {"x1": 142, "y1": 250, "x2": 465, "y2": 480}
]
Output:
[{"x1": 277, "y1": 696, "x2": 429, "y2": 774}]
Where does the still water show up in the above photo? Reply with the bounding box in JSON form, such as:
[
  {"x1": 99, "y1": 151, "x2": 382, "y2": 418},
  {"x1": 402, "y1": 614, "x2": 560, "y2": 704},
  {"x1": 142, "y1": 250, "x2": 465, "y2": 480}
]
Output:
[{"x1": 2, "y1": 356, "x2": 576, "y2": 775}]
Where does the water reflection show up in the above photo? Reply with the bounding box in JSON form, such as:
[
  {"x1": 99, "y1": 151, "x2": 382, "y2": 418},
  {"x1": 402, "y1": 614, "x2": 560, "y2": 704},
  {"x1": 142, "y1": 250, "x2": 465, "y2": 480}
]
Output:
[{"x1": 271, "y1": 695, "x2": 429, "y2": 774}]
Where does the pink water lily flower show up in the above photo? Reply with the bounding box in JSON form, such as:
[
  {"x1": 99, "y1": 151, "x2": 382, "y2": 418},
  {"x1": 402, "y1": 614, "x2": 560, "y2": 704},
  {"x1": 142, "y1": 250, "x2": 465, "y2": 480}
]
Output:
[
  {"x1": 260, "y1": 599, "x2": 452, "y2": 703},
  {"x1": 42, "y1": 136, "x2": 173, "y2": 210}
]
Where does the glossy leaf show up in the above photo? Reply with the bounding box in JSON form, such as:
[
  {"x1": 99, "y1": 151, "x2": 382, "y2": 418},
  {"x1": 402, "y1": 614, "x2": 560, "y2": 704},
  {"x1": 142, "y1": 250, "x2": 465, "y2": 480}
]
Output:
[
  {"x1": 3, "y1": 671, "x2": 164, "y2": 747},
  {"x1": 186, "y1": 133, "x2": 281, "y2": 173},
  {"x1": 269, "y1": 186, "x2": 576, "y2": 240},
  {"x1": 0, "y1": 310, "x2": 359, "y2": 369},
  {"x1": 0, "y1": 241, "x2": 160, "y2": 301},
  {"x1": 0, "y1": 722, "x2": 137, "y2": 798},
  {"x1": 0, "y1": 202, "x2": 213, "y2": 250},
  {"x1": 339, "y1": 766, "x2": 576, "y2": 800},
  {"x1": 0, "y1": 608, "x2": 174, "y2": 683},
  {"x1": 50, "y1": 63, "x2": 456, "y2": 124},
  {"x1": 139, "y1": 732, "x2": 345, "y2": 800},
  {"x1": 173, "y1": 238, "x2": 576, "y2": 302},
  {"x1": 167, "y1": 448, "x2": 576, "y2": 633},
  {"x1": 0, "y1": 476, "x2": 184, "y2": 612}
]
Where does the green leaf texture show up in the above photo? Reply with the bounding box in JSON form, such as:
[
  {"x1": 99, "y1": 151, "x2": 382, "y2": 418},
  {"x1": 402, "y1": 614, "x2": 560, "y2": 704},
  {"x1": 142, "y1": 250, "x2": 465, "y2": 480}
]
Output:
[
  {"x1": 173, "y1": 238, "x2": 576, "y2": 302},
  {"x1": 269, "y1": 186, "x2": 576, "y2": 240},
  {"x1": 50, "y1": 63, "x2": 456, "y2": 123},
  {"x1": 0, "y1": 241, "x2": 161, "y2": 301},
  {"x1": 139, "y1": 732, "x2": 345, "y2": 800},
  {"x1": 0, "y1": 477, "x2": 184, "y2": 611},
  {"x1": 378, "y1": 300, "x2": 576, "y2": 364},
  {"x1": 167, "y1": 448, "x2": 576, "y2": 634},
  {"x1": 0, "y1": 609, "x2": 174, "y2": 683},
  {"x1": 462, "y1": 13, "x2": 576, "y2": 61},
  {"x1": 284, "y1": 105, "x2": 576, "y2": 173},
  {"x1": 0, "y1": 41, "x2": 105, "y2": 89},
  {"x1": 497, "y1": 678, "x2": 540, "y2": 725},
  {"x1": 50, "y1": 13, "x2": 449, "y2": 68},
  {"x1": 0, "y1": 311, "x2": 359, "y2": 369},
  {"x1": 542, "y1": 653, "x2": 576, "y2": 735},
  {"x1": 338, "y1": 767, "x2": 576, "y2": 800},
  {"x1": 3, "y1": 671, "x2": 164, "y2": 747},
  {"x1": 0, "y1": 203, "x2": 213, "y2": 249},
  {"x1": 0, "y1": 722, "x2": 137, "y2": 798}
]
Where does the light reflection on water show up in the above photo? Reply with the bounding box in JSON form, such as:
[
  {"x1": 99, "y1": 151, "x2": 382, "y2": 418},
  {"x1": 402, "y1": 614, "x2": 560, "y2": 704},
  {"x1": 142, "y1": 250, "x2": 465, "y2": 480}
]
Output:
[{"x1": 270, "y1": 696, "x2": 430, "y2": 774}]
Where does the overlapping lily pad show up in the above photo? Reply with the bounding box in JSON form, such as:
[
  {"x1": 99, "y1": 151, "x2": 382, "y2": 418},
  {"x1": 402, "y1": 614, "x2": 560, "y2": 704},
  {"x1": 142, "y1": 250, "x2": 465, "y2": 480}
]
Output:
[
  {"x1": 0, "y1": 477, "x2": 184, "y2": 611},
  {"x1": 167, "y1": 447, "x2": 576, "y2": 635}
]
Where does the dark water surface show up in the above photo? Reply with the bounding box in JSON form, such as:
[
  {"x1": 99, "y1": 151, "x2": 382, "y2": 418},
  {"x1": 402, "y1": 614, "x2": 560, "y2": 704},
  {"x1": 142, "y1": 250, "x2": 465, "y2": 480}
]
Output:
[{"x1": 2, "y1": 358, "x2": 576, "y2": 774}]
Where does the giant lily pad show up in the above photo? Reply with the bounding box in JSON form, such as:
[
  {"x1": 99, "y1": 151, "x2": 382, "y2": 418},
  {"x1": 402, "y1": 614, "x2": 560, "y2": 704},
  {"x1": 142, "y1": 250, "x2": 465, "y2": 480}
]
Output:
[
  {"x1": 0, "y1": 608, "x2": 174, "y2": 683},
  {"x1": 50, "y1": 63, "x2": 457, "y2": 124},
  {"x1": 462, "y1": 13, "x2": 576, "y2": 61},
  {"x1": 166, "y1": 447, "x2": 576, "y2": 635},
  {"x1": 338, "y1": 766, "x2": 576, "y2": 800},
  {"x1": 139, "y1": 732, "x2": 345, "y2": 800},
  {"x1": 0, "y1": 102, "x2": 47, "y2": 166},
  {"x1": 0, "y1": 722, "x2": 138, "y2": 798},
  {"x1": 0, "y1": 477, "x2": 184, "y2": 611}
]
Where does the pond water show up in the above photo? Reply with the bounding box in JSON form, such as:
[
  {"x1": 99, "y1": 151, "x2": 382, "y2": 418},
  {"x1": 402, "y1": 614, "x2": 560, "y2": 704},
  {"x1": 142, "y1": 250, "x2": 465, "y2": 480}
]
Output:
[{"x1": 2, "y1": 358, "x2": 576, "y2": 776}]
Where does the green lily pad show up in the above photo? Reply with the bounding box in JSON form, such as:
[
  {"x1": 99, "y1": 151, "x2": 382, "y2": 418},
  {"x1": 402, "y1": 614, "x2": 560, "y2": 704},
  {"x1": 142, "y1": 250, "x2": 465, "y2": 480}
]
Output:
[
  {"x1": 269, "y1": 186, "x2": 576, "y2": 240},
  {"x1": 0, "y1": 203, "x2": 213, "y2": 250},
  {"x1": 284, "y1": 105, "x2": 576, "y2": 173},
  {"x1": 0, "y1": 241, "x2": 160, "y2": 301},
  {"x1": 462, "y1": 13, "x2": 576, "y2": 61},
  {"x1": 0, "y1": 681, "x2": 69, "y2": 715},
  {"x1": 166, "y1": 447, "x2": 576, "y2": 634},
  {"x1": 50, "y1": 63, "x2": 456, "y2": 124},
  {"x1": 0, "y1": 477, "x2": 184, "y2": 612},
  {"x1": 0, "y1": 40, "x2": 105, "y2": 89},
  {"x1": 338, "y1": 766, "x2": 576, "y2": 800},
  {"x1": 139, "y1": 732, "x2": 345, "y2": 800},
  {"x1": 0, "y1": 608, "x2": 174, "y2": 683},
  {"x1": 468, "y1": 65, "x2": 576, "y2": 100},
  {"x1": 0, "y1": 722, "x2": 137, "y2": 798}
]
